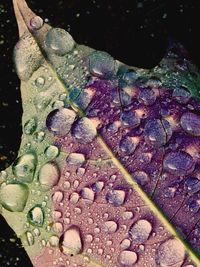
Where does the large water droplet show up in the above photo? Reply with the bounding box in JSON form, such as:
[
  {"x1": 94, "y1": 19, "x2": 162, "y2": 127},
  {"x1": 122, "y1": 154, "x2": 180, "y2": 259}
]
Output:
[
  {"x1": 119, "y1": 136, "x2": 138, "y2": 155},
  {"x1": 24, "y1": 118, "x2": 37, "y2": 135},
  {"x1": 138, "y1": 87, "x2": 156, "y2": 106},
  {"x1": 46, "y1": 108, "x2": 76, "y2": 136},
  {"x1": 163, "y1": 151, "x2": 195, "y2": 176},
  {"x1": 72, "y1": 117, "x2": 97, "y2": 144},
  {"x1": 39, "y1": 163, "x2": 60, "y2": 189},
  {"x1": 172, "y1": 87, "x2": 191, "y2": 104},
  {"x1": 144, "y1": 119, "x2": 172, "y2": 148},
  {"x1": 30, "y1": 16, "x2": 44, "y2": 31},
  {"x1": 45, "y1": 28, "x2": 75, "y2": 55},
  {"x1": 155, "y1": 239, "x2": 185, "y2": 267},
  {"x1": 89, "y1": 51, "x2": 117, "y2": 78},
  {"x1": 103, "y1": 221, "x2": 118, "y2": 233},
  {"x1": 27, "y1": 205, "x2": 44, "y2": 227},
  {"x1": 121, "y1": 110, "x2": 140, "y2": 128},
  {"x1": 106, "y1": 189, "x2": 126, "y2": 206},
  {"x1": 132, "y1": 170, "x2": 150, "y2": 186},
  {"x1": 60, "y1": 226, "x2": 82, "y2": 255},
  {"x1": 81, "y1": 187, "x2": 95, "y2": 203},
  {"x1": 0, "y1": 183, "x2": 29, "y2": 212},
  {"x1": 45, "y1": 145, "x2": 59, "y2": 159},
  {"x1": 129, "y1": 219, "x2": 152, "y2": 244},
  {"x1": 67, "y1": 153, "x2": 86, "y2": 166},
  {"x1": 119, "y1": 250, "x2": 138, "y2": 266},
  {"x1": 12, "y1": 153, "x2": 37, "y2": 183},
  {"x1": 180, "y1": 112, "x2": 200, "y2": 136}
]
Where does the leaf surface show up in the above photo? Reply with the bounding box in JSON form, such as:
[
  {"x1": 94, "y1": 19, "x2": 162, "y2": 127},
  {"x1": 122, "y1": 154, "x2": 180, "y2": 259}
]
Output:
[{"x1": 0, "y1": 0, "x2": 200, "y2": 266}]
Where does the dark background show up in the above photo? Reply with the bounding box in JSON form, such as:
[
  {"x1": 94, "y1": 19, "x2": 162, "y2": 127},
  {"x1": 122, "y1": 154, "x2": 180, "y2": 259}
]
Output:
[{"x1": 0, "y1": 0, "x2": 200, "y2": 266}]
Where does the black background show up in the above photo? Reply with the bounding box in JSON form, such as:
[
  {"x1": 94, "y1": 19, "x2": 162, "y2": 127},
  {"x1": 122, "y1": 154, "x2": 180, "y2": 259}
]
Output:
[{"x1": 0, "y1": 0, "x2": 200, "y2": 266}]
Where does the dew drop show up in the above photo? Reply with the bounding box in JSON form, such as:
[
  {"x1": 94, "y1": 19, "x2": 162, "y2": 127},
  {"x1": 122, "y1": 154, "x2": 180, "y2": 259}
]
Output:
[
  {"x1": 52, "y1": 191, "x2": 64, "y2": 203},
  {"x1": 60, "y1": 226, "x2": 82, "y2": 255},
  {"x1": 129, "y1": 219, "x2": 152, "y2": 244},
  {"x1": 24, "y1": 118, "x2": 37, "y2": 135},
  {"x1": 163, "y1": 151, "x2": 195, "y2": 176},
  {"x1": 67, "y1": 153, "x2": 85, "y2": 166},
  {"x1": 45, "y1": 145, "x2": 59, "y2": 159},
  {"x1": 69, "y1": 192, "x2": 80, "y2": 204},
  {"x1": 26, "y1": 232, "x2": 34, "y2": 246},
  {"x1": 119, "y1": 250, "x2": 138, "y2": 266},
  {"x1": 138, "y1": 87, "x2": 156, "y2": 106},
  {"x1": 72, "y1": 117, "x2": 97, "y2": 144},
  {"x1": 53, "y1": 222, "x2": 64, "y2": 233},
  {"x1": 119, "y1": 136, "x2": 138, "y2": 155},
  {"x1": 132, "y1": 170, "x2": 150, "y2": 186},
  {"x1": 46, "y1": 108, "x2": 76, "y2": 136},
  {"x1": 121, "y1": 110, "x2": 140, "y2": 128},
  {"x1": 81, "y1": 187, "x2": 95, "y2": 203},
  {"x1": 122, "y1": 211, "x2": 134, "y2": 220},
  {"x1": 76, "y1": 167, "x2": 86, "y2": 177},
  {"x1": 180, "y1": 112, "x2": 200, "y2": 136},
  {"x1": 89, "y1": 51, "x2": 117, "y2": 78},
  {"x1": 45, "y1": 28, "x2": 75, "y2": 55},
  {"x1": 0, "y1": 183, "x2": 29, "y2": 212},
  {"x1": 39, "y1": 163, "x2": 60, "y2": 189},
  {"x1": 35, "y1": 76, "x2": 45, "y2": 88},
  {"x1": 50, "y1": 235, "x2": 59, "y2": 247},
  {"x1": 120, "y1": 239, "x2": 131, "y2": 249},
  {"x1": 92, "y1": 181, "x2": 104, "y2": 193},
  {"x1": 184, "y1": 177, "x2": 200, "y2": 194},
  {"x1": 27, "y1": 205, "x2": 44, "y2": 227},
  {"x1": 30, "y1": 16, "x2": 44, "y2": 31},
  {"x1": 34, "y1": 131, "x2": 45, "y2": 143},
  {"x1": 12, "y1": 153, "x2": 37, "y2": 183},
  {"x1": 188, "y1": 199, "x2": 200, "y2": 213},
  {"x1": 155, "y1": 239, "x2": 185, "y2": 267},
  {"x1": 103, "y1": 221, "x2": 118, "y2": 233},
  {"x1": 106, "y1": 189, "x2": 126, "y2": 206},
  {"x1": 172, "y1": 87, "x2": 191, "y2": 104}
]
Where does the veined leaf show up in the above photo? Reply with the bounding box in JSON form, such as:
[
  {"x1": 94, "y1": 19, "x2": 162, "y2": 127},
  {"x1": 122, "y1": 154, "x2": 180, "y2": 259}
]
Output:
[{"x1": 0, "y1": 0, "x2": 200, "y2": 266}]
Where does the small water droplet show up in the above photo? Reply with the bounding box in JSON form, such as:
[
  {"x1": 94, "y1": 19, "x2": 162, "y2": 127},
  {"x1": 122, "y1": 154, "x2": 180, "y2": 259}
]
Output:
[
  {"x1": 50, "y1": 235, "x2": 59, "y2": 247},
  {"x1": 122, "y1": 211, "x2": 134, "y2": 220},
  {"x1": 67, "y1": 153, "x2": 85, "y2": 166},
  {"x1": 106, "y1": 189, "x2": 126, "y2": 206},
  {"x1": 26, "y1": 232, "x2": 34, "y2": 246},
  {"x1": 52, "y1": 191, "x2": 64, "y2": 203},
  {"x1": 132, "y1": 170, "x2": 150, "y2": 186},
  {"x1": 35, "y1": 76, "x2": 45, "y2": 88},
  {"x1": 69, "y1": 192, "x2": 80, "y2": 204},
  {"x1": 92, "y1": 181, "x2": 104, "y2": 193},
  {"x1": 103, "y1": 221, "x2": 118, "y2": 233},
  {"x1": 45, "y1": 145, "x2": 59, "y2": 159},
  {"x1": 39, "y1": 163, "x2": 60, "y2": 189},
  {"x1": 24, "y1": 118, "x2": 37, "y2": 135},
  {"x1": 121, "y1": 110, "x2": 140, "y2": 128},
  {"x1": 27, "y1": 205, "x2": 44, "y2": 227},
  {"x1": 138, "y1": 87, "x2": 156, "y2": 106},
  {"x1": 30, "y1": 16, "x2": 44, "y2": 30},
  {"x1": 180, "y1": 112, "x2": 200, "y2": 136},
  {"x1": 76, "y1": 167, "x2": 86, "y2": 177},
  {"x1": 120, "y1": 239, "x2": 131, "y2": 249},
  {"x1": 81, "y1": 187, "x2": 95, "y2": 203}
]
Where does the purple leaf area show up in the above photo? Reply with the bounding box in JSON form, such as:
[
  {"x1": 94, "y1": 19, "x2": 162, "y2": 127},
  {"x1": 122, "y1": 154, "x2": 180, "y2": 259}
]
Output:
[{"x1": 1, "y1": 0, "x2": 200, "y2": 266}]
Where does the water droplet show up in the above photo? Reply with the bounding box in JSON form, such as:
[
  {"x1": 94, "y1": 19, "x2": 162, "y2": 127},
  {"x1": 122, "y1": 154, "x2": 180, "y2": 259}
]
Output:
[
  {"x1": 106, "y1": 189, "x2": 126, "y2": 206},
  {"x1": 184, "y1": 177, "x2": 200, "y2": 194},
  {"x1": 85, "y1": 234, "x2": 93, "y2": 243},
  {"x1": 164, "y1": 185, "x2": 177, "y2": 198},
  {"x1": 72, "y1": 117, "x2": 97, "y2": 144},
  {"x1": 35, "y1": 76, "x2": 45, "y2": 88},
  {"x1": 163, "y1": 151, "x2": 195, "y2": 176},
  {"x1": 24, "y1": 118, "x2": 37, "y2": 135},
  {"x1": 155, "y1": 239, "x2": 185, "y2": 267},
  {"x1": 172, "y1": 87, "x2": 191, "y2": 104},
  {"x1": 46, "y1": 108, "x2": 76, "y2": 136},
  {"x1": 34, "y1": 131, "x2": 45, "y2": 143},
  {"x1": 129, "y1": 219, "x2": 152, "y2": 244},
  {"x1": 138, "y1": 87, "x2": 156, "y2": 106},
  {"x1": 39, "y1": 163, "x2": 60, "y2": 189},
  {"x1": 27, "y1": 205, "x2": 44, "y2": 227},
  {"x1": 188, "y1": 199, "x2": 200, "y2": 213},
  {"x1": 92, "y1": 181, "x2": 104, "y2": 193},
  {"x1": 45, "y1": 145, "x2": 59, "y2": 159},
  {"x1": 132, "y1": 170, "x2": 150, "y2": 186},
  {"x1": 121, "y1": 110, "x2": 140, "y2": 128},
  {"x1": 52, "y1": 191, "x2": 64, "y2": 203},
  {"x1": 144, "y1": 119, "x2": 172, "y2": 148},
  {"x1": 60, "y1": 226, "x2": 82, "y2": 255},
  {"x1": 45, "y1": 28, "x2": 75, "y2": 55},
  {"x1": 119, "y1": 250, "x2": 138, "y2": 266},
  {"x1": 180, "y1": 112, "x2": 200, "y2": 136},
  {"x1": 122, "y1": 211, "x2": 134, "y2": 220},
  {"x1": 119, "y1": 136, "x2": 138, "y2": 155},
  {"x1": 103, "y1": 221, "x2": 118, "y2": 233},
  {"x1": 76, "y1": 167, "x2": 86, "y2": 177},
  {"x1": 34, "y1": 92, "x2": 51, "y2": 110},
  {"x1": 12, "y1": 153, "x2": 37, "y2": 183},
  {"x1": 52, "y1": 210, "x2": 62, "y2": 220},
  {"x1": 75, "y1": 88, "x2": 94, "y2": 110},
  {"x1": 89, "y1": 51, "x2": 117, "y2": 78},
  {"x1": 122, "y1": 71, "x2": 138, "y2": 85},
  {"x1": 67, "y1": 153, "x2": 85, "y2": 166},
  {"x1": 26, "y1": 232, "x2": 34, "y2": 246},
  {"x1": 30, "y1": 16, "x2": 44, "y2": 30},
  {"x1": 53, "y1": 222, "x2": 64, "y2": 233},
  {"x1": 50, "y1": 235, "x2": 59, "y2": 247},
  {"x1": 120, "y1": 239, "x2": 131, "y2": 249},
  {"x1": 0, "y1": 183, "x2": 29, "y2": 212},
  {"x1": 69, "y1": 192, "x2": 80, "y2": 204},
  {"x1": 33, "y1": 228, "x2": 40, "y2": 236},
  {"x1": 81, "y1": 188, "x2": 95, "y2": 203}
]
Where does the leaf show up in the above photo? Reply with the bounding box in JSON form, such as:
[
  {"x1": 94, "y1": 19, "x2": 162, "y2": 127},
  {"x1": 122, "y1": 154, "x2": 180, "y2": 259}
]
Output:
[{"x1": 0, "y1": 0, "x2": 200, "y2": 266}]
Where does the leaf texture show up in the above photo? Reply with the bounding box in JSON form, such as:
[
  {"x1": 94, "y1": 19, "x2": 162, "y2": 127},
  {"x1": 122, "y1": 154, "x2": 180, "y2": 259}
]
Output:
[{"x1": 0, "y1": 0, "x2": 200, "y2": 266}]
